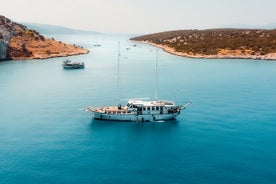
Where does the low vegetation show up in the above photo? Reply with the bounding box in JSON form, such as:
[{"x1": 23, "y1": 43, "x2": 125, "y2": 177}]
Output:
[{"x1": 131, "y1": 29, "x2": 276, "y2": 56}]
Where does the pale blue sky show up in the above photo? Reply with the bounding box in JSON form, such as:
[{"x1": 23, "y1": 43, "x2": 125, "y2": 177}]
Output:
[{"x1": 1, "y1": 0, "x2": 276, "y2": 33}]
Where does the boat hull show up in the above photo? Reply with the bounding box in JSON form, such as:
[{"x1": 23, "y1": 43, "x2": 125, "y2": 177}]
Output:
[
  {"x1": 63, "y1": 65, "x2": 84, "y2": 69},
  {"x1": 92, "y1": 111, "x2": 180, "y2": 122}
]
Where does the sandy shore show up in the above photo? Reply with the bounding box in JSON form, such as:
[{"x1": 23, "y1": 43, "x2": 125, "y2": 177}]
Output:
[{"x1": 136, "y1": 41, "x2": 276, "y2": 61}]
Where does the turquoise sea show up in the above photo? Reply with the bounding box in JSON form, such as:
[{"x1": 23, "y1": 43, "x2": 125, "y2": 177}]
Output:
[{"x1": 1, "y1": 34, "x2": 276, "y2": 184}]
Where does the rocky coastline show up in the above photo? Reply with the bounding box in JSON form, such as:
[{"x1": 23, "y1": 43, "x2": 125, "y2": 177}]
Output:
[
  {"x1": 140, "y1": 41, "x2": 276, "y2": 60},
  {"x1": 0, "y1": 15, "x2": 88, "y2": 61},
  {"x1": 131, "y1": 29, "x2": 276, "y2": 61}
]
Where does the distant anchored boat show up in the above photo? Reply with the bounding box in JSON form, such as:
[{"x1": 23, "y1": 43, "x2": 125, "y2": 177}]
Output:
[
  {"x1": 62, "y1": 59, "x2": 85, "y2": 69},
  {"x1": 84, "y1": 44, "x2": 190, "y2": 122}
]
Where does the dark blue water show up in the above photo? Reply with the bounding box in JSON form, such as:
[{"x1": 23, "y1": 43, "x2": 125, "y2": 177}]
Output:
[{"x1": 1, "y1": 34, "x2": 276, "y2": 184}]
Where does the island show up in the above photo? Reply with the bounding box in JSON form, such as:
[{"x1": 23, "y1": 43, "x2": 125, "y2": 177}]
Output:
[
  {"x1": 130, "y1": 29, "x2": 276, "y2": 60},
  {"x1": 0, "y1": 15, "x2": 89, "y2": 61}
]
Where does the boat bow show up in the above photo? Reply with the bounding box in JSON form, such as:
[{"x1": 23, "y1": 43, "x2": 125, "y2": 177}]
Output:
[{"x1": 178, "y1": 102, "x2": 191, "y2": 110}]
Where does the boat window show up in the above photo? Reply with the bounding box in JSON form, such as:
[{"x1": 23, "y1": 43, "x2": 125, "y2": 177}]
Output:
[
  {"x1": 143, "y1": 107, "x2": 146, "y2": 111},
  {"x1": 152, "y1": 107, "x2": 155, "y2": 111},
  {"x1": 147, "y1": 107, "x2": 150, "y2": 111},
  {"x1": 156, "y1": 107, "x2": 159, "y2": 111}
]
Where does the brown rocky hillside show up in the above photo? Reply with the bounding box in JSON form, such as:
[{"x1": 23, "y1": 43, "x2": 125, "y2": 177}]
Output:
[{"x1": 0, "y1": 15, "x2": 88, "y2": 61}]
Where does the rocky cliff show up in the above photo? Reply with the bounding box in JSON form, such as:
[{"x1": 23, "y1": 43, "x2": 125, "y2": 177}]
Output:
[{"x1": 0, "y1": 15, "x2": 88, "y2": 61}]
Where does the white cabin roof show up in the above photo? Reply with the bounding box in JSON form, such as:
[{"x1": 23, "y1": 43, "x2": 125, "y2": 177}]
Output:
[{"x1": 128, "y1": 99, "x2": 176, "y2": 107}]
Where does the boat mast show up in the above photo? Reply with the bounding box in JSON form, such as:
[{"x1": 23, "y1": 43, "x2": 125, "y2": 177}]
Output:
[
  {"x1": 155, "y1": 49, "x2": 158, "y2": 100},
  {"x1": 116, "y1": 41, "x2": 120, "y2": 106}
]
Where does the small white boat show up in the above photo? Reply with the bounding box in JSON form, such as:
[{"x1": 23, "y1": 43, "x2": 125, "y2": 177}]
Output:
[{"x1": 63, "y1": 60, "x2": 85, "y2": 69}]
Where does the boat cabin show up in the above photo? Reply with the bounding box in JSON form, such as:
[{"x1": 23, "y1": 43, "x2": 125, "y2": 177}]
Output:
[{"x1": 126, "y1": 100, "x2": 179, "y2": 115}]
